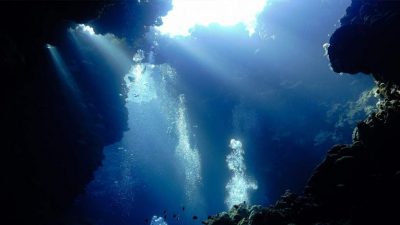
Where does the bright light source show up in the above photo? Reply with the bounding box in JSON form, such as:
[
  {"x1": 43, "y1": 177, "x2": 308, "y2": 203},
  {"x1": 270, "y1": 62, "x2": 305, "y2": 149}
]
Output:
[
  {"x1": 75, "y1": 24, "x2": 96, "y2": 35},
  {"x1": 158, "y1": 0, "x2": 268, "y2": 36},
  {"x1": 45, "y1": 43, "x2": 54, "y2": 49}
]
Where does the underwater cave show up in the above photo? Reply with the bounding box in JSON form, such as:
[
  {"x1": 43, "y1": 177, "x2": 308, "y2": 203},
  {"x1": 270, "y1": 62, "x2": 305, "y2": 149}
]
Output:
[{"x1": 3, "y1": 0, "x2": 400, "y2": 225}]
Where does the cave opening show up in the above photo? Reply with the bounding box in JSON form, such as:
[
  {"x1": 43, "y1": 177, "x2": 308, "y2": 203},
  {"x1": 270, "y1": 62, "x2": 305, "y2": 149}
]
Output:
[
  {"x1": 66, "y1": 1, "x2": 376, "y2": 225},
  {"x1": 5, "y1": 1, "x2": 392, "y2": 225}
]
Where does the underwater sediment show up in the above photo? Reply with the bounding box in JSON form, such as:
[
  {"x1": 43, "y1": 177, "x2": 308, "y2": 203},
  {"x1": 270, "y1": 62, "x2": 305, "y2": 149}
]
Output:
[{"x1": 204, "y1": 1, "x2": 400, "y2": 225}]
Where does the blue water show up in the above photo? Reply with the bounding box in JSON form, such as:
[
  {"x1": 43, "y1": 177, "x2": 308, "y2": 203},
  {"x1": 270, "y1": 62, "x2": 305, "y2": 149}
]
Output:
[{"x1": 67, "y1": 1, "x2": 377, "y2": 225}]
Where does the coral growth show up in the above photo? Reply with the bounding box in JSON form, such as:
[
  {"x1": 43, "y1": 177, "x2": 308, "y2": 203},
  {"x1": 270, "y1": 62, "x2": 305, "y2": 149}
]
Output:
[
  {"x1": 327, "y1": 0, "x2": 400, "y2": 84},
  {"x1": 205, "y1": 1, "x2": 400, "y2": 224},
  {"x1": 204, "y1": 83, "x2": 400, "y2": 225}
]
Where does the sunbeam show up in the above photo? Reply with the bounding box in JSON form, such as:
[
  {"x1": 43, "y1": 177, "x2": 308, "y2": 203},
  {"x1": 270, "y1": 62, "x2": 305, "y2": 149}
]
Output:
[
  {"x1": 46, "y1": 44, "x2": 81, "y2": 101},
  {"x1": 69, "y1": 24, "x2": 131, "y2": 75},
  {"x1": 158, "y1": 0, "x2": 268, "y2": 36}
]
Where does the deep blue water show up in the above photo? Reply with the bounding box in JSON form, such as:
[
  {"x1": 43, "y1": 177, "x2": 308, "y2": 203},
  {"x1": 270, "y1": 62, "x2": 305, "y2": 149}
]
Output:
[{"x1": 67, "y1": 1, "x2": 377, "y2": 225}]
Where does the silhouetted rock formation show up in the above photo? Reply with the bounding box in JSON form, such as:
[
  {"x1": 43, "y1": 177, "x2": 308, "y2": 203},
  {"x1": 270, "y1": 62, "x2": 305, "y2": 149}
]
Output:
[
  {"x1": 1, "y1": 1, "x2": 170, "y2": 225},
  {"x1": 205, "y1": 1, "x2": 400, "y2": 225},
  {"x1": 327, "y1": 0, "x2": 400, "y2": 84}
]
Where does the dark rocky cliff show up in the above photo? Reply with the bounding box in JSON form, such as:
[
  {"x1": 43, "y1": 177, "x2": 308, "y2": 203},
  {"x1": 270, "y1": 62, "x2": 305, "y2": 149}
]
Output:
[
  {"x1": 1, "y1": 1, "x2": 170, "y2": 225},
  {"x1": 204, "y1": 1, "x2": 400, "y2": 225}
]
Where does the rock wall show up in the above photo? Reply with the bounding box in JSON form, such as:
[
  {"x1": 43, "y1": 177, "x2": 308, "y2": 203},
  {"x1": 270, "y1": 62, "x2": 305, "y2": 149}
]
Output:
[
  {"x1": 1, "y1": 1, "x2": 170, "y2": 225},
  {"x1": 205, "y1": 1, "x2": 400, "y2": 225}
]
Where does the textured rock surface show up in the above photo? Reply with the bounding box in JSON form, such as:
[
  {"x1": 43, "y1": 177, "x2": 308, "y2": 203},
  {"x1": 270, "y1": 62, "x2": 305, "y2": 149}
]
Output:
[
  {"x1": 1, "y1": 1, "x2": 170, "y2": 225},
  {"x1": 327, "y1": 0, "x2": 400, "y2": 84},
  {"x1": 205, "y1": 1, "x2": 400, "y2": 225}
]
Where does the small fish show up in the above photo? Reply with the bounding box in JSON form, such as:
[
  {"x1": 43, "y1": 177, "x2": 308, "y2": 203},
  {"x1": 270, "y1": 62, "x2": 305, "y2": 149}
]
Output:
[
  {"x1": 182, "y1": 206, "x2": 185, "y2": 211},
  {"x1": 144, "y1": 219, "x2": 148, "y2": 223},
  {"x1": 163, "y1": 210, "x2": 167, "y2": 214},
  {"x1": 192, "y1": 216, "x2": 198, "y2": 220},
  {"x1": 163, "y1": 215, "x2": 167, "y2": 219},
  {"x1": 173, "y1": 214, "x2": 177, "y2": 218}
]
